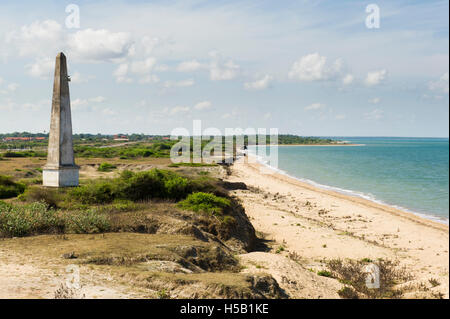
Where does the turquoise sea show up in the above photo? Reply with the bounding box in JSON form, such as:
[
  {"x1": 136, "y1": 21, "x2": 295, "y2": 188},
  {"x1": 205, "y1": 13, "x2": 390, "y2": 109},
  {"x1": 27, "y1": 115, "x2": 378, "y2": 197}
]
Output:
[{"x1": 250, "y1": 137, "x2": 449, "y2": 223}]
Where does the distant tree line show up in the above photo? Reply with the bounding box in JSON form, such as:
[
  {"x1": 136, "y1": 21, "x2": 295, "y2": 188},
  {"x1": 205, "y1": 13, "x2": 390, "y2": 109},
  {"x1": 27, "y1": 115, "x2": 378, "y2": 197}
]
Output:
[{"x1": 1, "y1": 132, "x2": 338, "y2": 150}]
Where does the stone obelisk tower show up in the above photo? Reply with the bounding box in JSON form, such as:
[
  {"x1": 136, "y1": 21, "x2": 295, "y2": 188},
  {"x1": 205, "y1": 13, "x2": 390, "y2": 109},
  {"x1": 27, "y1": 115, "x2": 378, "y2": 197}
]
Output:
[{"x1": 43, "y1": 52, "x2": 79, "y2": 187}]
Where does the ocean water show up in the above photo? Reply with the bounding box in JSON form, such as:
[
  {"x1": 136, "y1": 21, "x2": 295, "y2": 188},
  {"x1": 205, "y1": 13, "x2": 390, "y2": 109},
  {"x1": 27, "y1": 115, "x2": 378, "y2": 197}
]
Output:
[{"x1": 250, "y1": 137, "x2": 449, "y2": 223}]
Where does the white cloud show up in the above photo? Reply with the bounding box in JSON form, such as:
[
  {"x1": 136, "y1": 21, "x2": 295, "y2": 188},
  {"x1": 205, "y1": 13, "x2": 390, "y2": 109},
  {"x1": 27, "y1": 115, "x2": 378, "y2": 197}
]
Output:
[
  {"x1": 429, "y1": 72, "x2": 449, "y2": 94},
  {"x1": 71, "y1": 98, "x2": 89, "y2": 110},
  {"x1": 89, "y1": 96, "x2": 106, "y2": 103},
  {"x1": 163, "y1": 79, "x2": 195, "y2": 88},
  {"x1": 141, "y1": 36, "x2": 161, "y2": 54},
  {"x1": 369, "y1": 97, "x2": 381, "y2": 104},
  {"x1": 194, "y1": 101, "x2": 212, "y2": 110},
  {"x1": 70, "y1": 72, "x2": 95, "y2": 84},
  {"x1": 22, "y1": 99, "x2": 50, "y2": 111},
  {"x1": 69, "y1": 28, "x2": 134, "y2": 62},
  {"x1": 342, "y1": 74, "x2": 354, "y2": 85},
  {"x1": 304, "y1": 102, "x2": 326, "y2": 111},
  {"x1": 244, "y1": 75, "x2": 272, "y2": 90},
  {"x1": 6, "y1": 83, "x2": 18, "y2": 92},
  {"x1": 26, "y1": 57, "x2": 54, "y2": 79},
  {"x1": 208, "y1": 52, "x2": 240, "y2": 81},
  {"x1": 155, "y1": 64, "x2": 169, "y2": 72},
  {"x1": 177, "y1": 60, "x2": 205, "y2": 72},
  {"x1": 113, "y1": 63, "x2": 132, "y2": 83},
  {"x1": 289, "y1": 53, "x2": 342, "y2": 81},
  {"x1": 221, "y1": 108, "x2": 239, "y2": 119},
  {"x1": 5, "y1": 20, "x2": 63, "y2": 57},
  {"x1": 0, "y1": 81, "x2": 19, "y2": 94},
  {"x1": 168, "y1": 106, "x2": 190, "y2": 115},
  {"x1": 365, "y1": 69, "x2": 387, "y2": 86},
  {"x1": 102, "y1": 107, "x2": 117, "y2": 116},
  {"x1": 72, "y1": 96, "x2": 106, "y2": 111},
  {"x1": 0, "y1": 98, "x2": 15, "y2": 111},
  {"x1": 139, "y1": 74, "x2": 160, "y2": 84},
  {"x1": 176, "y1": 53, "x2": 240, "y2": 81},
  {"x1": 113, "y1": 57, "x2": 160, "y2": 83},
  {"x1": 210, "y1": 60, "x2": 240, "y2": 81},
  {"x1": 130, "y1": 57, "x2": 157, "y2": 74},
  {"x1": 364, "y1": 108, "x2": 384, "y2": 120}
]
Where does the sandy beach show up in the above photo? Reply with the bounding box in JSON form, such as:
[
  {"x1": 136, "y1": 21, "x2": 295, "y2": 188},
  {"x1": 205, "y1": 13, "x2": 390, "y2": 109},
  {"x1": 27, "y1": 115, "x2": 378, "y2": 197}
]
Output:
[{"x1": 227, "y1": 157, "x2": 449, "y2": 298}]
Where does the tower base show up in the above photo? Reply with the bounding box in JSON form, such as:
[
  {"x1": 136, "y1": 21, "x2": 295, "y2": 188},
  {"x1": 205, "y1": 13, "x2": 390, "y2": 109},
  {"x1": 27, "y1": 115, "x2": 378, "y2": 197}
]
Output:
[{"x1": 43, "y1": 166, "x2": 79, "y2": 187}]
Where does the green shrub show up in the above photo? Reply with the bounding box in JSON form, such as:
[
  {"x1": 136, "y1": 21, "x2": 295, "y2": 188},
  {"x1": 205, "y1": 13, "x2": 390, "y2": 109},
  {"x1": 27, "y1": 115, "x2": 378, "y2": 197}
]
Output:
[
  {"x1": 275, "y1": 246, "x2": 285, "y2": 254},
  {"x1": 0, "y1": 201, "x2": 64, "y2": 237},
  {"x1": 22, "y1": 187, "x2": 62, "y2": 208},
  {"x1": 66, "y1": 169, "x2": 228, "y2": 205},
  {"x1": 338, "y1": 287, "x2": 359, "y2": 299},
  {"x1": 98, "y1": 162, "x2": 117, "y2": 172},
  {"x1": 0, "y1": 175, "x2": 26, "y2": 199},
  {"x1": 164, "y1": 175, "x2": 190, "y2": 200},
  {"x1": 120, "y1": 170, "x2": 134, "y2": 180},
  {"x1": 74, "y1": 142, "x2": 175, "y2": 159},
  {"x1": 2, "y1": 151, "x2": 46, "y2": 158},
  {"x1": 222, "y1": 215, "x2": 236, "y2": 226},
  {"x1": 178, "y1": 192, "x2": 230, "y2": 216},
  {"x1": 317, "y1": 270, "x2": 333, "y2": 277},
  {"x1": 66, "y1": 209, "x2": 111, "y2": 234},
  {"x1": 70, "y1": 181, "x2": 115, "y2": 204},
  {"x1": 189, "y1": 176, "x2": 228, "y2": 197},
  {"x1": 118, "y1": 170, "x2": 165, "y2": 201}
]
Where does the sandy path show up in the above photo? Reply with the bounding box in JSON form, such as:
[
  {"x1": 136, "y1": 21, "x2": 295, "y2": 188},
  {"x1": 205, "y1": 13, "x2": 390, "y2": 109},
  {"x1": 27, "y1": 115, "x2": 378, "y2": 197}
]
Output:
[{"x1": 228, "y1": 158, "x2": 449, "y2": 298}]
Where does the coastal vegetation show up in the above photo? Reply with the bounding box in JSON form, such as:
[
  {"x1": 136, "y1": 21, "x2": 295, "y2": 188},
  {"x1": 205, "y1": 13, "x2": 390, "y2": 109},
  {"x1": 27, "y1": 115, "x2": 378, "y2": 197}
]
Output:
[
  {"x1": 97, "y1": 162, "x2": 117, "y2": 172},
  {"x1": 326, "y1": 258, "x2": 413, "y2": 299},
  {"x1": 0, "y1": 161, "x2": 290, "y2": 298},
  {"x1": 0, "y1": 175, "x2": 26, "y2": 199},
  {"x1": 0, "y1": 168, "x2": 249, "y2": 244}
]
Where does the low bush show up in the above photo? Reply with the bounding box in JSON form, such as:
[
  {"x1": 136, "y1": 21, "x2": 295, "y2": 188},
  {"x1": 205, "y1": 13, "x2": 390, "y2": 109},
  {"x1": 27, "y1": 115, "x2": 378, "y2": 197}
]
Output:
[
  {"x1": 2, "y1": 151, "x2": 46, "y2": 158},
  {"x1": 74, "y1": 142, "x2": 175, "y2": 159},
  {"x1": 70, "y1": 181, "x2": 116, "y2": 204},
  {"x1": 117, "y1": 170, "x2": 166, "y2": 201},
  {"x1": 66, "y1": 209, "x2": 111, "y2": 234},
  {"x1": 21, "y1": 187, "x2": 62, "y2": 208},
  {"x1": 0, "y1": 201, "x2": 110, "y2": 237},
  {"x1": 338, "y1": 287, "x2": 359, "y2": 299},
  {"x1": 327, "y1": 258, "x2": 413, "y2": 298},
  {"x1": 69, "y1": 169, "x2": 192, "y2": 204},
  {"x1": 0, "y1": 201, "x2": 64, "y2": 237},
  {"x1": 164, "y1": 175, "x2": 190, "y2": 200},
  {"x1": 0, "y1": 175, "x2": 26, "y2": 199},
  {"x1": 178, "y1": 192, "x2": 231, "y2": 217},
  {"x1": 317, "y1": 270, "x2": 333, "y2": 277},
  {"x1": 98, "y1": 162, "x2": 117, "y2": 172}
]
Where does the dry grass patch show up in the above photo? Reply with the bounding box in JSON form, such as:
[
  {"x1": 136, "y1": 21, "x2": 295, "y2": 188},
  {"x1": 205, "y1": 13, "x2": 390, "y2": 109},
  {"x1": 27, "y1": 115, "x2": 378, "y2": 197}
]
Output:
[
  {"x1": 326, "y1": 258, "x2": 413, "y2": 299},
  {"x1": 0, "y1": 232, "x2": 280, "y2": 299}
]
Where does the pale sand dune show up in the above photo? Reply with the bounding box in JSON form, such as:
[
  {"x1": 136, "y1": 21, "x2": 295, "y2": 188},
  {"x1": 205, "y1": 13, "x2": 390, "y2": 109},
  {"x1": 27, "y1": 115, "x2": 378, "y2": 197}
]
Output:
[
  {"x1": 0, "y1": 255, "x2": 143, "y2": 299},
  {"x1": 228, "y1": 157, "x2": 449, "y2": 298}
]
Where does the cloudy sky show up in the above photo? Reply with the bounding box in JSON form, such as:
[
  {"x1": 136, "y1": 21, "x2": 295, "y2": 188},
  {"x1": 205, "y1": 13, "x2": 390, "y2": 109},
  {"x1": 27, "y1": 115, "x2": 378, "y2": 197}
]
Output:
[{"x1": 0, "y1": 0, "x2": 448, "y2": 137}]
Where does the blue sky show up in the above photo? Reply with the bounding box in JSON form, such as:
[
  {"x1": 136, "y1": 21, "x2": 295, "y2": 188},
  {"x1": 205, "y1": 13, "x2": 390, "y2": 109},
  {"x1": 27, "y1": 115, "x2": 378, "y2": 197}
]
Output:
[{"x1": 0, "y1": 0, "x2": 448, "y2": 136}]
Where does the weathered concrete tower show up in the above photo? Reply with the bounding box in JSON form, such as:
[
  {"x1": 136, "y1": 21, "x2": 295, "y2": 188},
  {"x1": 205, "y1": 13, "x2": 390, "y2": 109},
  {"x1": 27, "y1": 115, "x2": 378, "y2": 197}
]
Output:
[{"x1": 43, "y1": 52, "x2": 79, "y2": 187}]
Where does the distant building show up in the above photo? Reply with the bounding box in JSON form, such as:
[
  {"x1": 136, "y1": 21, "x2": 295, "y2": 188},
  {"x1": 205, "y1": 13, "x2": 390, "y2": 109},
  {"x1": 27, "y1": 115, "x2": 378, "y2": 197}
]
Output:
[{"x1": 113, "y1": 134, "x2": 129, "y2": 141}]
